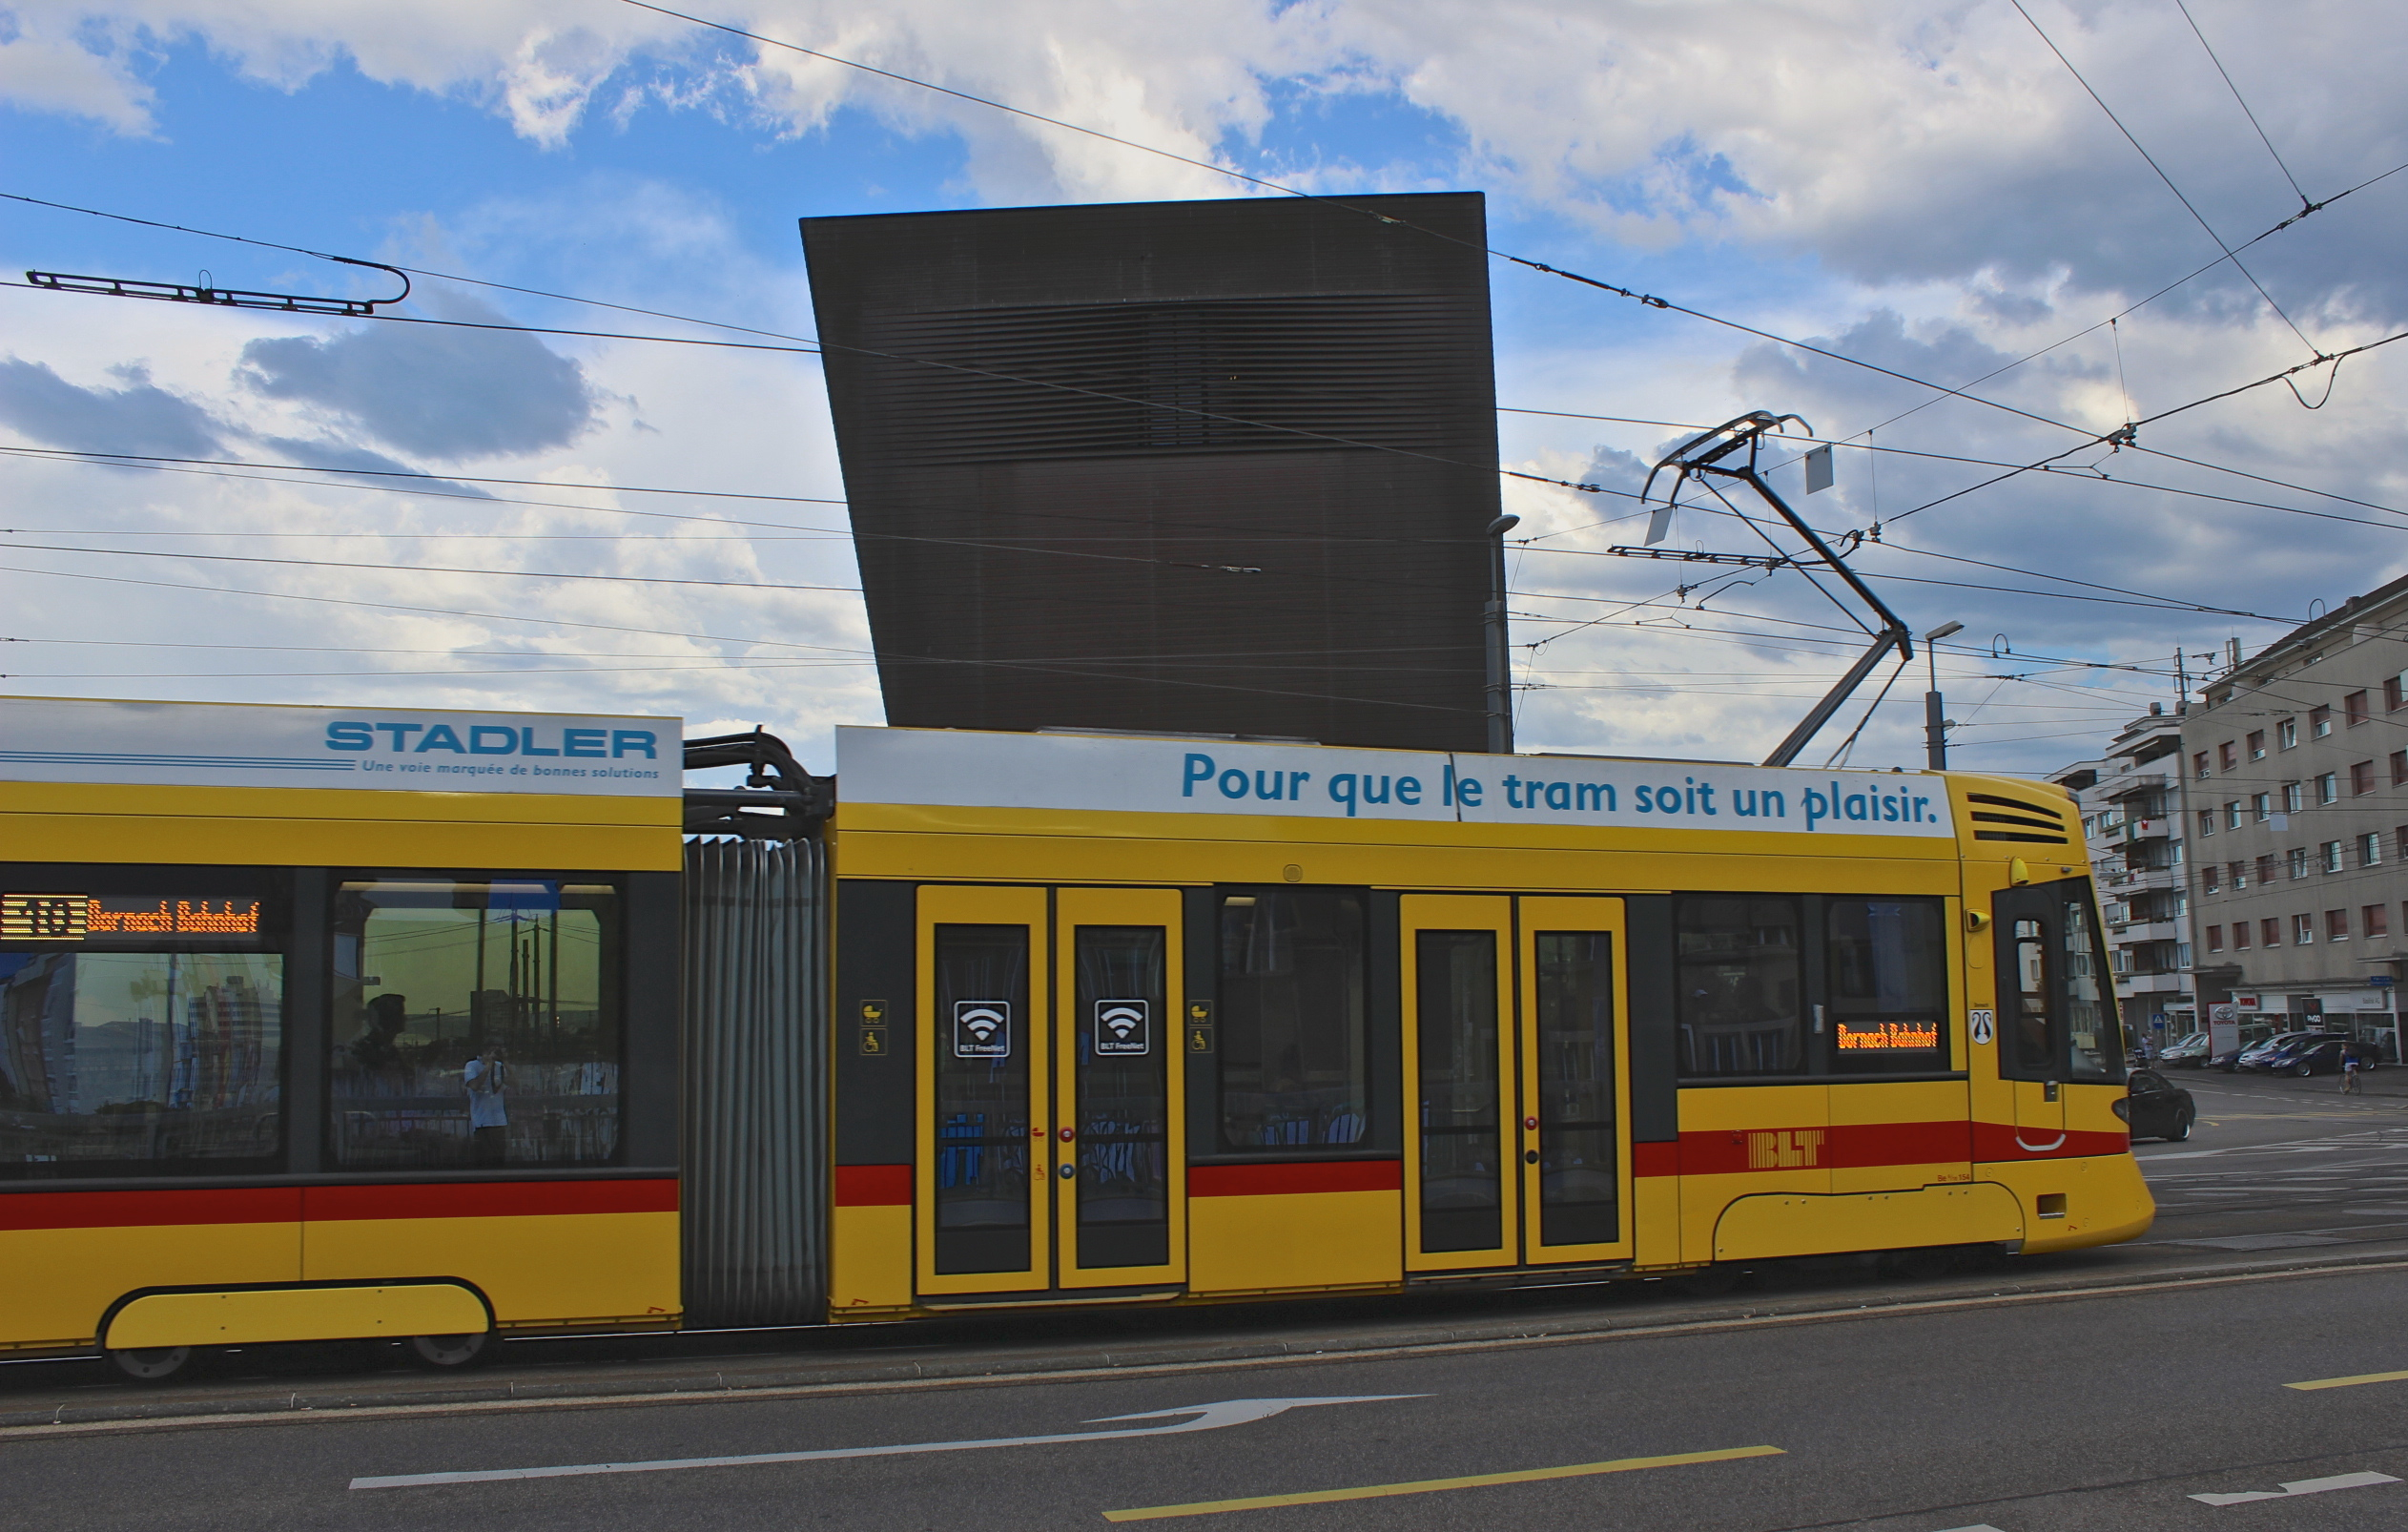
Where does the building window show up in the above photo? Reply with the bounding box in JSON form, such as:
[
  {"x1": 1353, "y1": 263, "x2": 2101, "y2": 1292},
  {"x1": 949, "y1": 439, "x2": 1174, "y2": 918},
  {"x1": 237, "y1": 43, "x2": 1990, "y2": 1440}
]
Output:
[
  {"x1": 2312, "y1": 706, "x2": 2333, "y2": 738},
  {"x1": 2295, "y1": 913, "x2": 2315, "y2": 945},
  {"x1": 2207, "y1": 925, "x2": 2224, "y2": 952},
  {"x1": 2279, "y1": 718, "x2": 2299, "y2": 750},
  {"x1": 329, "y1": 877, "x2": 625, "y2": 1171},
  {"x1": 2253, "y1": 793, "x2": 2272, "y2": 821},
  {"x1": 2203, "y1": 865, "x2": 2221, "y2": 893},
  {"x1": 2317, "y1": 774, "x2": 2340, "y2": 805},
  {"x1": 2172, "y1": 839, "x2": 2186, "y2": 866},
  {"x1": 2398, "y1": 824, "x2": 2408, "y2": 862},
  {"x1": 2174, "y1": 890, "x2": 2189, "y2": 918},
  {"x1": 2175, "y1": 942, "x2": 2192, "y2": 967},
  {"x1": 1216, "y1": 888, "x2": 1369, "y2": 1149},
  {"x1": 2347, "y1": 691, "x2": 2371, "y2": 727},
  {"x1": 2286, "y1": 846, "x2": 2307, "y2": 880},
  {"x1": 2395, "y1": 751, "x2": 2408, "y2": 788},
  {"x1": 2264, "y1": 917, "x2": 2283, "y2": 947},
  {"x1": 2354, "y1": 760, "x2": 2377, "y2": 796},
  {"x1": 2218, "y1": 741, "x2": 2237, "y2": 771},
  {"x1": 2229, "y1": 860, "x2": 2248, "y2": 890},
  {"x1": 2193, "y1": 751, "x2": 2212, "y2": 778},
  {"x1": 2328, "y1": 909, "x2": 2352, "y2": 942},
  {"x1": 2226, "y1": 800, "x2": 2244, "y2": 830},
  {"x1": 2389, "y1": 673, "x2": 2408, "y2": 712},
  {"x1": 2233, "y1": 921, "x2": 2250, "y2": 949},
  {"x1": 2322, "y1": 839, "x2": 2345, "y2": 873},
  {"x1": 2199, "y1": 809, "x2": 2216, "y2": 838},
  {"x1": 2256, "y1": 854, "x2": 2275, "y2": 885},
  {"x1": 2366, "y1": 904, "x2": 2391, "y2": 940},
  {"x1": 2248, "y1": 730, "x2": 2267, "y2": 760},
  {"x1": 2360, "y1": 832, "x2": 2382, "y2": 868},
  {"x1": 2284, "y1": 781, "x2": 2304, "y2": 813}
]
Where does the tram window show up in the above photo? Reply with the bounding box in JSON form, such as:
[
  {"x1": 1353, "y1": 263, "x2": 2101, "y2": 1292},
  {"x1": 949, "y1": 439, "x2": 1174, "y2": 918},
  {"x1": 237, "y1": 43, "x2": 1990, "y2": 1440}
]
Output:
[
  {"x1": 1216, "y1": 888, "x2": 1369, "y2": 1150},
  {"x1": 933, "y1": 923, "x2": 1033, "y2": 1274},
  {"x1": 1677, "y1": 896, "x2": 1804, "y2": 1076},
  {"x1": 1533, "y1": 932, "x2": 1617, "y2": 1246},
  {"x1": 0, "y1": 874, "x2": 285, "y2": 1178},
  {"x1": 1995, "y1": 881, "x2": 2125, "y2": 1084},
  {"x1": 1826, "y1": 899, "x2": 1948, "y2": 1073},
  {"x1": 328, "y1": 878, "x2": 622, "y2": 1170}
]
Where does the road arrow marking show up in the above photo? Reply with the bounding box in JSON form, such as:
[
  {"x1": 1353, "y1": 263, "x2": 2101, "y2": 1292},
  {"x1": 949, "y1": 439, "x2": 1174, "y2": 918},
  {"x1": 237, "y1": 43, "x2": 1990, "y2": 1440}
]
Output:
[
  {"x1": 348, "y1": 1395, "x2": 1424, "y2": 1489},
  {"x1": 2191, "y1": 1470, "x2": 2399, "y2": 1505}
]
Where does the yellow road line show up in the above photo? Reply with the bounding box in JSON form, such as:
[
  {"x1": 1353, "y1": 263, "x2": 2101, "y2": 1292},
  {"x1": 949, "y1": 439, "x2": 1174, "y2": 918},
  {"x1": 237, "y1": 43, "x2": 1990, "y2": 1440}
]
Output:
[
  {"x1": 2287, "y1": 1369, "x2": 2408, "y2": 1391},
  {"x1": 1100, "y1": 1443, "x2": 1784, "y2": 1522}
]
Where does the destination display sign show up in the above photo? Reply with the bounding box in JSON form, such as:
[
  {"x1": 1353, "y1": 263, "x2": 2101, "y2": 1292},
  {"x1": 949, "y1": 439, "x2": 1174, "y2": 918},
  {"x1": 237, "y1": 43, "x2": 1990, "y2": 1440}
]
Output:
[
  {"x1": 1, "y1": 893, "x2": 261, "y2": 941},
  {"x1": 838, "y1": 727, "x2": 1959, "y2": 838},
  {"x1": 1834, "y1": 1019, "x2": 1944, "y2": 1051},
  {"x1": 0, "y1": 696, "x2": 681, "y2": 797}
]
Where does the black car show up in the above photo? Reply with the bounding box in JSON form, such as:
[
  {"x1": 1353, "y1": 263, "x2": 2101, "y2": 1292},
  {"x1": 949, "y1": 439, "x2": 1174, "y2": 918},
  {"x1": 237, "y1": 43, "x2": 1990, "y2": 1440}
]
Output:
[
  {"x1": 2119, "y1": 1068, "x2": 2195, "y2": 1142},
  {"x1": 2279, "y1": 1037, "x2": 2382, "y2": 1077}
]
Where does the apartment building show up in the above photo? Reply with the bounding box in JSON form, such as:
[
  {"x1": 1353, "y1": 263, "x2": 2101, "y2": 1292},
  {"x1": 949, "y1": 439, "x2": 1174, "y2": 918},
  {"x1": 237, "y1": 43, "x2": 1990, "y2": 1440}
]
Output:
[
  {"x1": 2183, "y1": 572, "x2": 2408, "y2": 1059},
  {"x1": 2052, "y1": 710, "x2": 2195, "y2": 1048}
]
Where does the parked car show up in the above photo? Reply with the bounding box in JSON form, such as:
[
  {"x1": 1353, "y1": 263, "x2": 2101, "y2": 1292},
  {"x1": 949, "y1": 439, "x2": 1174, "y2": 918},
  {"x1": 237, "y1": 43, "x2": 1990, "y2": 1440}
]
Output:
[
  {"x1": 2278, "y1": 1037, "x2": 2381, "y2": 1077},
  {"x1": 2234, "y1": 1031, "x2": 2329, "y2": 1071},
  {"x1": 2241, "y1": 1033, "x2": 2336, "y2": 1072},
  {"x1": 2159, "y1": 1032, "x2": 2214, "y2": 1067},
  {"x1": 2209, "y1": 1047, "x2": 2245, "y2": 1071},
  {"x1": 2119, "y1": 1068, "x2": 2196, "y2": 1141}
]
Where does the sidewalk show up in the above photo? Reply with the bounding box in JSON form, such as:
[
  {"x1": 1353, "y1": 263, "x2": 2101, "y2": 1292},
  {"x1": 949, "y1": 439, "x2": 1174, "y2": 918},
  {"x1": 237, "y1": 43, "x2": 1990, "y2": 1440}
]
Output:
[{"x1": 2175, "y1": 1063, "x2": 2408, "y2": 1101}]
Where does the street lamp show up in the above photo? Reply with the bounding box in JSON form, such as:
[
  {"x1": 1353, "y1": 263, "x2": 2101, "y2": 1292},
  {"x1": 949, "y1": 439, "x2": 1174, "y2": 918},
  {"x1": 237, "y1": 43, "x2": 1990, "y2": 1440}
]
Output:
[
  {"x1": 1485, "y1": 514, "x2": 1520, "y2": 756},
  {"x1": 1924, "y1": 621, "x2": 1964, "y2": 770}
]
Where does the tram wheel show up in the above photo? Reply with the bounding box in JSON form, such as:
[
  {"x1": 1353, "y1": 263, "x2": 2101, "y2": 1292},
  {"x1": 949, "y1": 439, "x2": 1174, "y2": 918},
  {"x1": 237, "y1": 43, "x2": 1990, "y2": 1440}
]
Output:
[
  {"x1": 108, "y1": 1346, "x2": 194, "y2": 1383},
  {"x1": 406, "y1": 1332, "x2": 495, "y2": 1370}
]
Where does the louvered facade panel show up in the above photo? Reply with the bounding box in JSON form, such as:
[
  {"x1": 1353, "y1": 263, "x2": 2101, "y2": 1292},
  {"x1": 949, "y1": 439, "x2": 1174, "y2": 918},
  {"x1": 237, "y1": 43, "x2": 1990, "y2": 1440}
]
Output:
[{"x1": 802, "y1": 193, "x2": 1501, "y2": 750}]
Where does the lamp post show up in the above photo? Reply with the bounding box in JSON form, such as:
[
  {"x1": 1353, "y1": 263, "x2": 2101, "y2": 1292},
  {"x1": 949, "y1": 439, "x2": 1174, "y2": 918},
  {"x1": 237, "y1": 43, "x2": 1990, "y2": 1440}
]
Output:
[
  {"x1": 1924, "y1": 620, "x2": 1964, "y2": 770},
  {"x1": 1485, "y1": 514, "x2": 1520, "y2": 756}
]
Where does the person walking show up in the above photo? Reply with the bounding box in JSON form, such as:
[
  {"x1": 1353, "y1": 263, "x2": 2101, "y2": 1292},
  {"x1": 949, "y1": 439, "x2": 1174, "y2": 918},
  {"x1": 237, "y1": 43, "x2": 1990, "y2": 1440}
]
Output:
[{"x1": 2342, "y1": 1049, "x2": 2364, "y2": 1095}]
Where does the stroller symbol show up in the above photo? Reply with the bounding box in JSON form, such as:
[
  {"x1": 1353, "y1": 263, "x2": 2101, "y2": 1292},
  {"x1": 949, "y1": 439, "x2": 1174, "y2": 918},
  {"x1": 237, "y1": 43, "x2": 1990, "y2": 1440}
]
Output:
[{"x1": 1095, "y1": 999, "x2": 1151, "y2": 1056}]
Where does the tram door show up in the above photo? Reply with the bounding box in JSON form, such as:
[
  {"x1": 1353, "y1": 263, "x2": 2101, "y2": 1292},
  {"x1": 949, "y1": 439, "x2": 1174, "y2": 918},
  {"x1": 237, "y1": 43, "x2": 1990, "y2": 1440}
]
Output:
[
  {"x1": 916, "y1": 885, "x2": 1185, "y2": 1298},
  {"x1": 1401, "y1": 895, "x2": 1632, "y2": 1273},
  {"x1": 1997, "y1": 886, "x2": 2068, "y2": 1150}
]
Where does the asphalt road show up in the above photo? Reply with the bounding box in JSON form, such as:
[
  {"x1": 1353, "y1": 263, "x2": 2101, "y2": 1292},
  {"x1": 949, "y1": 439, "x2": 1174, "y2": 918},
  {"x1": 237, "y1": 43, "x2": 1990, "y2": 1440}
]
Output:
[
  {"x1": 9, "y1": 1257, "x2": 2408, "y2": 1530},
  {"x1": 11, "y1": 1069, "x2": 2408, "y2": 1530}
]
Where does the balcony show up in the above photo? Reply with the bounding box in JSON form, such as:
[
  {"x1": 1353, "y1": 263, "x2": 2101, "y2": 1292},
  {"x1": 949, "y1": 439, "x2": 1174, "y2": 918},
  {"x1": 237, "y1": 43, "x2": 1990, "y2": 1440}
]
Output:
[
  {"x1": 2100, "y1": 770, "x2": 2170, "y2": 801},
  {"x1": 2118, "y1": 972, "x2": 2192, "y2": 994},
  {"x1": 2105, "y1": 866, "x2": 2180, "y2": 893},
  {"x1": 2111, "y1": 921, "x2": 2180, "y2": 945}
]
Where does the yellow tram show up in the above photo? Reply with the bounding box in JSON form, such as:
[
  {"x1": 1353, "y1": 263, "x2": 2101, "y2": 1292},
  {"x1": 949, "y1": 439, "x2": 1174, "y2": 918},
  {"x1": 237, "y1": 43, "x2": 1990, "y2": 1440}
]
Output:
[{"x1": 0, "y1": 697, "x2": 2151, "y2": 1376}]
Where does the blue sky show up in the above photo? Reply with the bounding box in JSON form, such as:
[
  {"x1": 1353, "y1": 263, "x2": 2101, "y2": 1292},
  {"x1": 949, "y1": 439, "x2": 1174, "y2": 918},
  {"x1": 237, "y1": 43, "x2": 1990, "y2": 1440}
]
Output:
[{"x1": 3, "y1": 1, "x2": 2403, "y2": 775}]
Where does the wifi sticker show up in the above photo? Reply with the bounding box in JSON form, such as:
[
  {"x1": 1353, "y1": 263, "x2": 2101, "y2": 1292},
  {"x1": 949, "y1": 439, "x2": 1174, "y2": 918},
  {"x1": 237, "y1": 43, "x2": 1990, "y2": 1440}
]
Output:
[
  {"x1": 1094, "y1": 998, "x2": 1151, "y2": 1057},
  {"x1": 953, "y1": 1000, "x2": 1012, "y2": 1059}
]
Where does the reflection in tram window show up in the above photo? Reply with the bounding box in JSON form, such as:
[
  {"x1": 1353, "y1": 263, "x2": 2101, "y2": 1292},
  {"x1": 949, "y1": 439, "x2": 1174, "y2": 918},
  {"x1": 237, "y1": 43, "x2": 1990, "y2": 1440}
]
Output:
[
  {"x1": 1216, "y1": 889, "x2": 1368, "y2": 1150},
  {"x1": 328, "y1": 879, "x2": 621, "y2": 1170},
  {"x1": 1533, "y1": 932, "x2": 1616, "y2": 1246},
  {"x1": 2008, "y1": 917, "x2": 2055, "y2": 1078},
  {"x1": 1677, "y1": 897, "x2": 1803, "y2": 1075},
  {"x1": 933, "y1": 923, "x2": 1033, "y2": 1274},
  {"x1": 1826, "y1": 899, "x2": 1948, "y2": 1073},
  {"x1": 0, "y1": 952, "x2": 283, "y2": 1174},
  {"x1": 2064, "y1": 896, "x2": 2124, "y2": 1082},
  {"x1": 1074, "y1": 926, "x2": 1168, "y2": 1269},
  {"x1": 1417, "y1": 929, "x2": 1501, "y2": 1253}
]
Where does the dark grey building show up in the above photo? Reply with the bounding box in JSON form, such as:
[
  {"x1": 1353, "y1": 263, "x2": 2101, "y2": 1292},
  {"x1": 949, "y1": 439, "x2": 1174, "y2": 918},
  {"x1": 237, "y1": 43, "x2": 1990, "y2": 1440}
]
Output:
[{"x1": 800, "y1": 193, "x2": 1504, "y2": 751}]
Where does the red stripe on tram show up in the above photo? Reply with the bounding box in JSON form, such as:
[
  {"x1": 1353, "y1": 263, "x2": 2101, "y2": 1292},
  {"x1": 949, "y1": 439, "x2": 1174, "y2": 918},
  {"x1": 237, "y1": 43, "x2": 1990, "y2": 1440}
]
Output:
[
  {"x1": 834, "y1": 1165, "x2": 914, "y2": 1206},
  {"x1": 0, "y1": 1186, "x2": 302, "y2": 1232},
  {"x1": 1187, "y1": 1161, "x2": 1403, "y2": 1198},
  {"x1": 301, "y1": 1179, "x2": 679, "y2": 1221}
]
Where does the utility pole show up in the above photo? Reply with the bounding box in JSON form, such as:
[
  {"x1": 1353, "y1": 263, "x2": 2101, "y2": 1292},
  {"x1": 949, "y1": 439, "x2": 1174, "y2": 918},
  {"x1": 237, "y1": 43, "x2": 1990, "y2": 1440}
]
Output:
[
  {"x1": 1485, "y1": 514, "x2": 1519, "y2": 756},
  {"x1": 1924, "y1": 621, "x2": 1964, "y2": 769}
]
